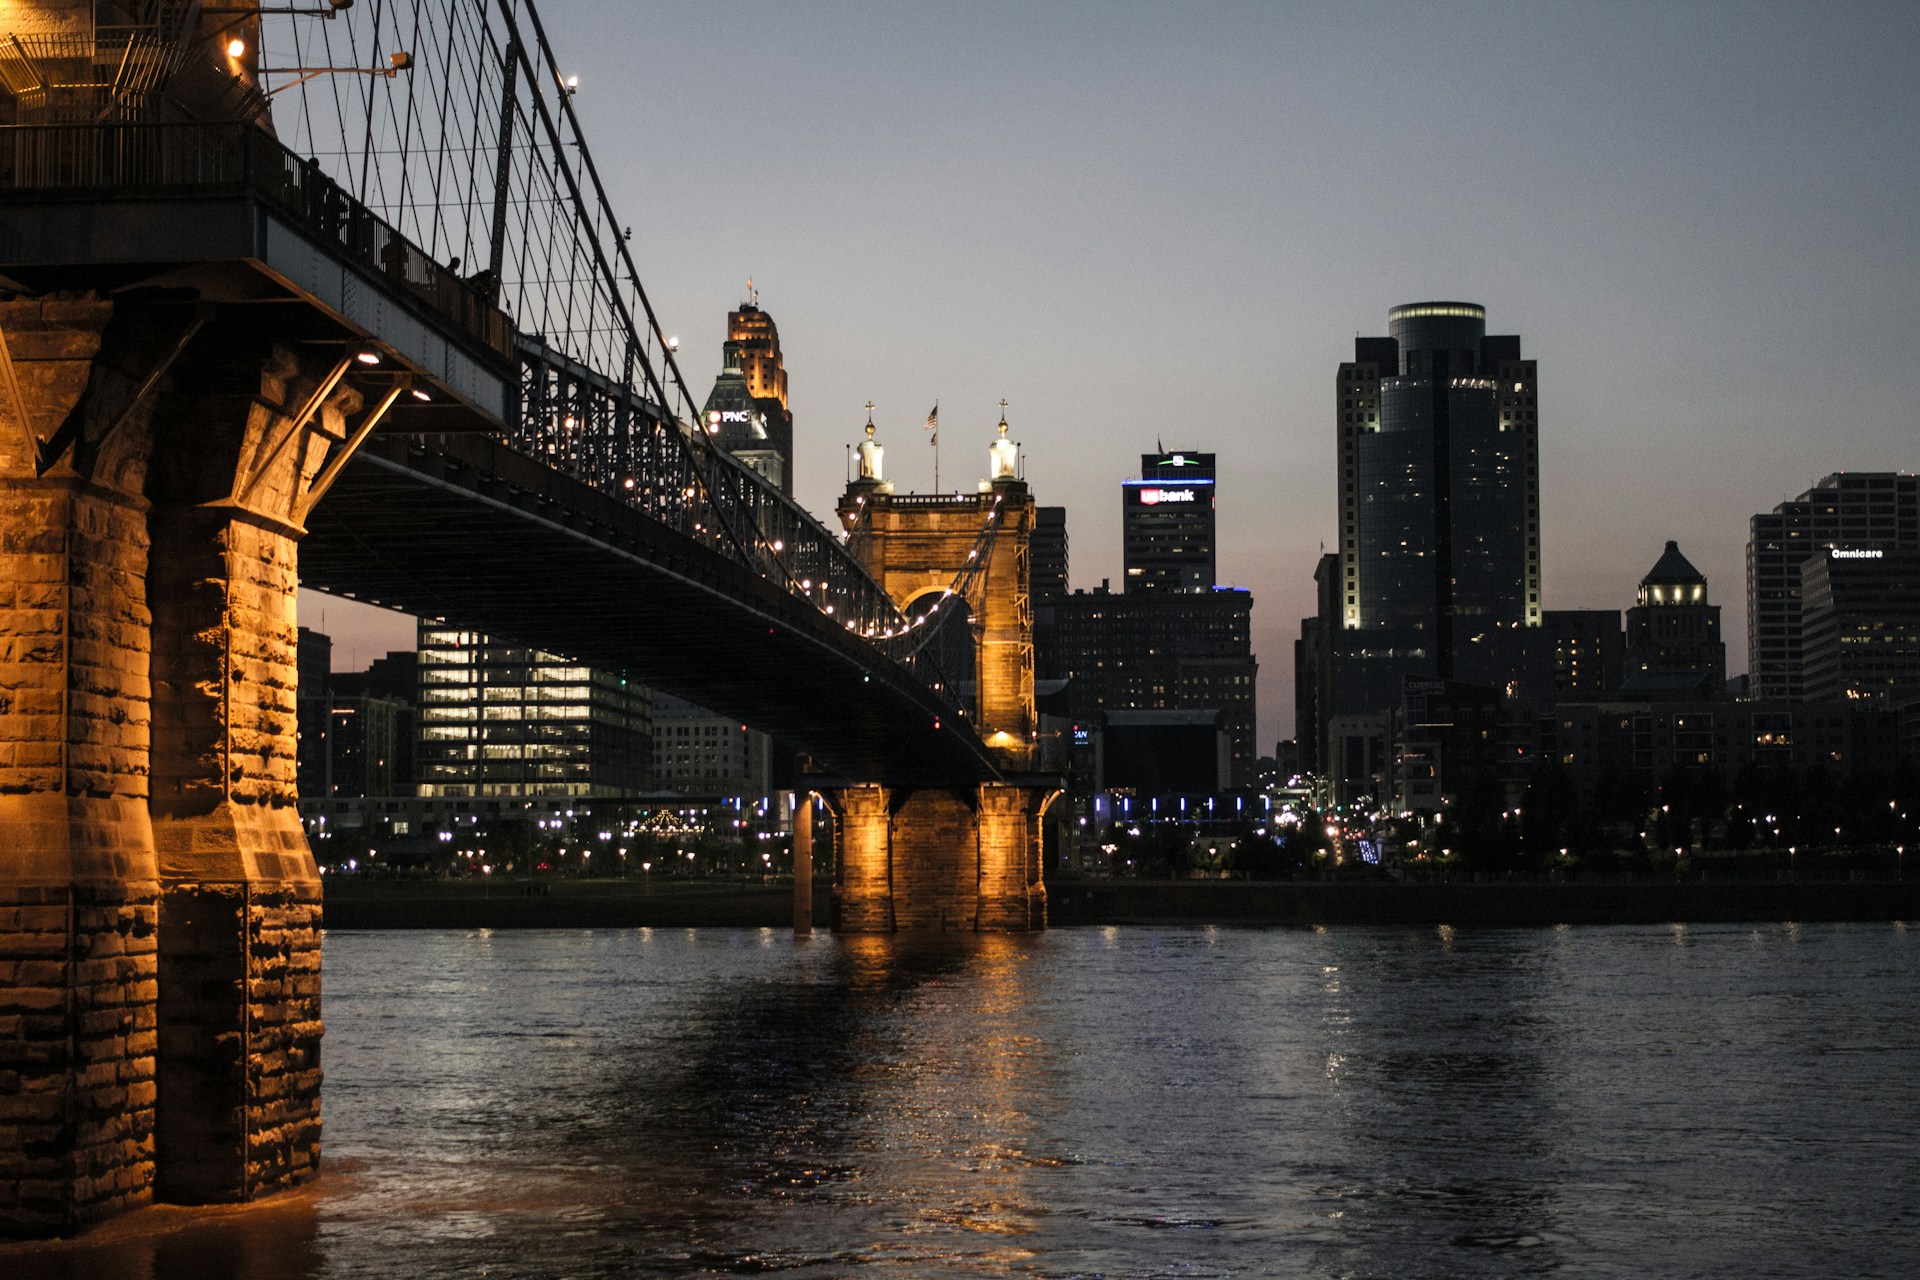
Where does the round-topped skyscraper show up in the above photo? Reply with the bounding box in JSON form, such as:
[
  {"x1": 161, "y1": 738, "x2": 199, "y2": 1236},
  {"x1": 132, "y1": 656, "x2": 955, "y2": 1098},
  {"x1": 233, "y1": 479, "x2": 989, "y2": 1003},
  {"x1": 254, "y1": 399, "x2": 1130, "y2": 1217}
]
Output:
[{"x1": 1330, "y1": 300, "x2": 1541, "y2": 719}]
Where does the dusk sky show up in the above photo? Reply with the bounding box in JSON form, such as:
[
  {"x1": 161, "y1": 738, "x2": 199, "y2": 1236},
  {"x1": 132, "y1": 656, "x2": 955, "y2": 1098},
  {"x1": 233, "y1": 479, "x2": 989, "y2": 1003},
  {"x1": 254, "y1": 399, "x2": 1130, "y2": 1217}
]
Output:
[{"x1": 303, "y1": 0, "x2": 1920, "y2": 747}]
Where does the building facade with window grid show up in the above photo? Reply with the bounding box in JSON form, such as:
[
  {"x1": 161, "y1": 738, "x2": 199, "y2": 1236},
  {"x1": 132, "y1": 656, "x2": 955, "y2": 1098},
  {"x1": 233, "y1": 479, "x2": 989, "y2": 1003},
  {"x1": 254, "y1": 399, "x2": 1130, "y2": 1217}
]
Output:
[
  {"x1": 649, "y1": 691, "x2": 772, "y2": 797},
  {"x1": 1800, "y1": 548, "x2": 1920, "y2": 707},
  {"x1": 1747, "y1": 472, "x2": 1919, "y2": 701},
  {"x1": 1048, "y1": 585, "x2": 1257, "y2": 788},
  {"x1": 415, "y1": 622, "x2": 651, "y2": 798}
]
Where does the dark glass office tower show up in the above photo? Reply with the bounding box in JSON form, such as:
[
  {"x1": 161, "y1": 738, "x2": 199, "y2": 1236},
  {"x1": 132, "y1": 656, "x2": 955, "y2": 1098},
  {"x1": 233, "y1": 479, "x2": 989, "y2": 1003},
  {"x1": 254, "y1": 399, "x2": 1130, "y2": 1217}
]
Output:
[
  {"x1": 1800, "y1": 548, "x2": 1920, "y2": 706},
  {"x1": 1032, "y1": 506, "x2": 1069, "y2": 606},
  {"x1": 1746, "y1": 472, "x2": 1919, "y2": 700},
  {"x1": 1332, "y1": 302, "x2": 1540, "y2": 714},
  {"x1": 1122, "y1": 450, "x2": 1215, "y2": 593}
]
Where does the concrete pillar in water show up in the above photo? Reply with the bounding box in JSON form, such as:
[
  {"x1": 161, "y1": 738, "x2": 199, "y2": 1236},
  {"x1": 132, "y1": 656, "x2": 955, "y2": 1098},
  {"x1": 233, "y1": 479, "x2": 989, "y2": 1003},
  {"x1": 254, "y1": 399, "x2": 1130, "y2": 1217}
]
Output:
[
  {"x1": 145, "y1": 337, "x2": 343, "y2": 1204},
  {"x1": 887, "y1": 787, "x2": 980, "y2": 929},
  {"x1": 829, "y1": 785, "x2": 893, "y2": 933},
  {"x1": 823, "y1": 782, "x2": 1057, "y2": 933},
  {"x1": 0, "y1": 297, "x2": 162, "y2": 1234},
  {"x1": 792, "y1": 792, "x2": 813, "y2": 936},
  {"x1": 976, "y1": 783, "x2": 1052, "y2": 931},
  {"x1": 1, "y1": 298, "x2": 347, "y2": 1234}
]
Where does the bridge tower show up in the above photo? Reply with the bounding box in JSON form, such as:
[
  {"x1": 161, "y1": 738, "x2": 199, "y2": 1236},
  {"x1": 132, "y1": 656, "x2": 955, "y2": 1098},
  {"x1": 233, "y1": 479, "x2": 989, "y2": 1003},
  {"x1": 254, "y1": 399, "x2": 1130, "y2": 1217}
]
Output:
[
  {"x1": 1, "y1": 299, "x2": 338, "y2": 1234},
  {"x1": 828, "y1": 411, "x2": 1056, "y2": 932}
]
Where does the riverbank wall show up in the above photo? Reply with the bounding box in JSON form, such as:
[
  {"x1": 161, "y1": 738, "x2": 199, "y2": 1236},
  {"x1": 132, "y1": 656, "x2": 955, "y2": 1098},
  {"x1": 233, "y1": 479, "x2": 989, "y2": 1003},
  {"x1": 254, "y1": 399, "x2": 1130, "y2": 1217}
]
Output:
[{"x1": 320, "y1": 877, "x2": 1920, "y2": 930}]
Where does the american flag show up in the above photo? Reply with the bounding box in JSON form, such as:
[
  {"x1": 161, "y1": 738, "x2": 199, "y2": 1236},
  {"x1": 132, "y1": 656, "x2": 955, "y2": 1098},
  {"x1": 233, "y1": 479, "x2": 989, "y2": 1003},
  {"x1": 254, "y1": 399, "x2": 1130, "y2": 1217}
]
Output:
[{"x1": 925, "y1": 403, "x2": 938, "y2": 445}]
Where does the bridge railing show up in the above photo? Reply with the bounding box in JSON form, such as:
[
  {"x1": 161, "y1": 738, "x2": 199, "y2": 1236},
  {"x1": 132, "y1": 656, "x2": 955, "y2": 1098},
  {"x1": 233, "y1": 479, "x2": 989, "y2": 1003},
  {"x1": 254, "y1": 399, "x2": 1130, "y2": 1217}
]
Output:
[
  {"x1": 265, "y1": 0, "x2": 980, "y2": 716},
  {"x1": 514, "y1": 340, "x2": 975, "y2": 717},
  {"x1": 0, "y1": 119, "x2": 512, "y2": 360},
  {"x1": 0, "y1": 10, "x2": 982, "y2": 734}
]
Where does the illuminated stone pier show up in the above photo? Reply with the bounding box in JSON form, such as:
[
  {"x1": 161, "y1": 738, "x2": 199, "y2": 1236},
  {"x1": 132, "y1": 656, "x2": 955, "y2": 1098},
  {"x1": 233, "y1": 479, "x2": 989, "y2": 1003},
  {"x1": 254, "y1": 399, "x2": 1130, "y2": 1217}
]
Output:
[
  {"x1": 1, "y1": 297, "x2": 342, "y2": 1233},
  {"x1": 826, "y1": 782, "x2": 1052, "y2": 931},
  {"x1": 828, "y1": 415, "x2": 1057, "y2": 932}
]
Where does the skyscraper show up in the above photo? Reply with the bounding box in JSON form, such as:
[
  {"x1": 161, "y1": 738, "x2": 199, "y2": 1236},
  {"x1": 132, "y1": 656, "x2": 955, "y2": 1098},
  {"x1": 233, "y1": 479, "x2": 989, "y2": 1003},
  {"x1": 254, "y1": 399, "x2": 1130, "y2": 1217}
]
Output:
[
  {"x1": 1799, "y1": 548, "x2": 1920, "y2": 707},
  {"x1": 1622, "y1": 541, "x2": 1724, "y2": 699},
  {"x1": 1122, "y1": 450, "x2": 1215, "y2": 593},
  {"x1": 683, "y1": 295, "x2": 796, "y2": 785},
  {"x1": 1746, "y1": 472, "x2": 1919, "y2": 700},
  {"x1": 1031, "y1": 506, "x2": 1069, "y2": 606},
  {"x1": 699, "y1": 295, "x2": 794, "y2": 493},
  {"x1": 1332, "y1": 301, "x2": 1541, "y2": 713}
]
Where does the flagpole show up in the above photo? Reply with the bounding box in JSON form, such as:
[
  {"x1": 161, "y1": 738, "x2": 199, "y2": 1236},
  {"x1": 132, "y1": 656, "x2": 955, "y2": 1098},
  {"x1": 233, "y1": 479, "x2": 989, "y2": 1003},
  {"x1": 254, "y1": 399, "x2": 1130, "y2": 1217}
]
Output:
[{"x1": 929, "y1": 400, "x2": 940, "y2": 494}]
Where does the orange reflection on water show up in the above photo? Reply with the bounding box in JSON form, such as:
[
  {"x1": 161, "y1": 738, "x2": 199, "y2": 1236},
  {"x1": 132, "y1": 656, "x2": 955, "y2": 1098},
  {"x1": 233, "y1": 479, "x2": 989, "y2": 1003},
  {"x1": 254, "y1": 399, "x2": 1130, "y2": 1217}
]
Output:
[
  {"x1": 831, "y1": 931, "x2": 1054, "y2": 1257},
  {"x1": 0, "y1": 1181, "x2": 324, "y2": 1280}
]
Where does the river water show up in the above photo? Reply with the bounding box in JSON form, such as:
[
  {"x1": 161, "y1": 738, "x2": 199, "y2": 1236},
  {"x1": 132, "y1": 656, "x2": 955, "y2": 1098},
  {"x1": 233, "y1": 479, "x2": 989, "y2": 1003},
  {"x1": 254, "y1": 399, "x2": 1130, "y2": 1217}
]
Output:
[{"x1": 11, "y1": 921, "x2": 1920, "y2": 1278}]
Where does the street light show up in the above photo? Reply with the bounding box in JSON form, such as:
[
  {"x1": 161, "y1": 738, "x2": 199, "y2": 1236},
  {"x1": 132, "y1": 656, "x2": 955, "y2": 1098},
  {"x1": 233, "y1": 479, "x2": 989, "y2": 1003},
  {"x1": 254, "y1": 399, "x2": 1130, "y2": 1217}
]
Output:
[{"x1": 263, "y1": 49, "x2": 413, "y2": 94}]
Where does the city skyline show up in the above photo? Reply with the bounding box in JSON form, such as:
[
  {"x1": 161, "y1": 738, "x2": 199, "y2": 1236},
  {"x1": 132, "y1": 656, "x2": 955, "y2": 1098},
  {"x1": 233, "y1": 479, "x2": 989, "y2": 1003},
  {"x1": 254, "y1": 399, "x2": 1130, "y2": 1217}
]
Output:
[{"x1": 302, "y1": 0, "x2": 1920, "y2": 748}]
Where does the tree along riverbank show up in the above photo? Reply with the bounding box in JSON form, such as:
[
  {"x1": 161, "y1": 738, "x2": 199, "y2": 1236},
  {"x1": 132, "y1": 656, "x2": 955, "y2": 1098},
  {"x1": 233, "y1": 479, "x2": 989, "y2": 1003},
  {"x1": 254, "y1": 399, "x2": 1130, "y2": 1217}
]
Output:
[{"x1": 320, "y1": 874, "x2": 1920, "y2": 930}]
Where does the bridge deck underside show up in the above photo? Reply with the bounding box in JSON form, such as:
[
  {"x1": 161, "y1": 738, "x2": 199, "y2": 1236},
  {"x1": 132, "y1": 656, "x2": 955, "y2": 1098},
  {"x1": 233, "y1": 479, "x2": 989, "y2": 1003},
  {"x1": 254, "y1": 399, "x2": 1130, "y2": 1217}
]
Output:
[{"x1": 300, "y1": 434, "x2": 996, "y2": 786}]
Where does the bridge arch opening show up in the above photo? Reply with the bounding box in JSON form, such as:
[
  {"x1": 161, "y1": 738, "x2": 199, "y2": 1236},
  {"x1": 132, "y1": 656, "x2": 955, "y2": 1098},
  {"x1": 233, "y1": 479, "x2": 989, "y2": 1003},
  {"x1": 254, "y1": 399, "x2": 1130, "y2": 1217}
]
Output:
[{"x1": 903, "y1": 590, "x2": 977, "y2": 712}]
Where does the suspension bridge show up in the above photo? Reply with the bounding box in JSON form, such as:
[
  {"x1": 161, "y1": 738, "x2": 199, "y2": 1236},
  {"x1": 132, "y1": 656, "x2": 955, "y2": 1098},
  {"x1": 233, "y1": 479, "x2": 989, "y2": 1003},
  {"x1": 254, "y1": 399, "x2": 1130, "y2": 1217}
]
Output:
[{"x1": 0, "y1": 0, "x2": 1052, "y2": 1238}]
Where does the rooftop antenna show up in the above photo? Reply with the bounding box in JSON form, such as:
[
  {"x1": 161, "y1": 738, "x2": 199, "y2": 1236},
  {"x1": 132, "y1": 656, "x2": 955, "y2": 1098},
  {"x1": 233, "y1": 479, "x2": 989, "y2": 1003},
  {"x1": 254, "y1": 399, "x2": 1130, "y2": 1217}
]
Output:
[{"x1": 746, "y1": 276, "x2": 758, "y2": 307}]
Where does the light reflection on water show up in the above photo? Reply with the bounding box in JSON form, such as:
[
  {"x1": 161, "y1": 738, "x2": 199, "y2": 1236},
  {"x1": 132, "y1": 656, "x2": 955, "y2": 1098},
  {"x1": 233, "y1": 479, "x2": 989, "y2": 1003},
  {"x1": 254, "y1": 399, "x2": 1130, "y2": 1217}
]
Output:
[{"x1": 8, "y1": 921, "x2": 1920, "y2": 1278}]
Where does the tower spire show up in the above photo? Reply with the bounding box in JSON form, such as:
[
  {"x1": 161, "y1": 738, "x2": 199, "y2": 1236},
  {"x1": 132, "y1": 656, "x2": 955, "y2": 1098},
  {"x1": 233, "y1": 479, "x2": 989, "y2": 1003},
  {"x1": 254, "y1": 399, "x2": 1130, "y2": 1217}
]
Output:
[{"x1": 988, "y1": 400, "x2": 1018, "y2": 482}]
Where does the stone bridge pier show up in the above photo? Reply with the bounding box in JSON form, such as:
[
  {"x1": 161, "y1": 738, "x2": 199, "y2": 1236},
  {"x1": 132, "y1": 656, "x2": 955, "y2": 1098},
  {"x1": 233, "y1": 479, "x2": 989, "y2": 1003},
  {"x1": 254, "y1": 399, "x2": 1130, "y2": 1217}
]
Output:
[
  {"x1": 827, "y1": 416, "x2": 1058, "y2": 932},
  {"x1": 2, "y1": 295, "x2": 350, "y2": 1235},
  {"x1": 827, "y1": 783, "x2": 1052, "y2": 932}
]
